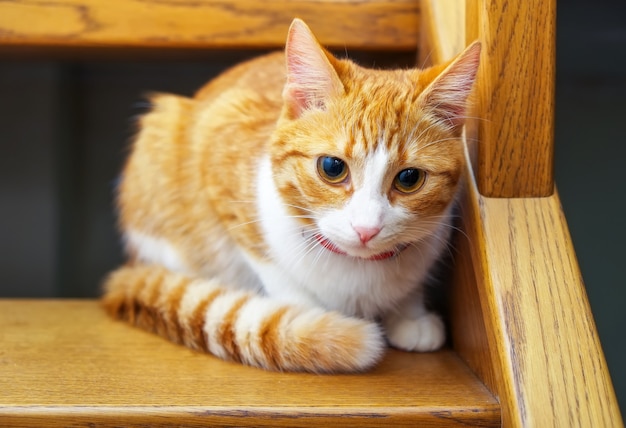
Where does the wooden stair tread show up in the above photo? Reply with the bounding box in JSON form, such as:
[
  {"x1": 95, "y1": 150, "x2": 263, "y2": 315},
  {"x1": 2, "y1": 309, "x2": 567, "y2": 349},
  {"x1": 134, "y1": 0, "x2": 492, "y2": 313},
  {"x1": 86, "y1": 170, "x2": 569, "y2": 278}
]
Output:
[
  {"x1": 0, "y1": 0, "x2": 419, "y2": 53},
  {"x1": 0, "y1": 300, "x2": 499, "y2": 427}
]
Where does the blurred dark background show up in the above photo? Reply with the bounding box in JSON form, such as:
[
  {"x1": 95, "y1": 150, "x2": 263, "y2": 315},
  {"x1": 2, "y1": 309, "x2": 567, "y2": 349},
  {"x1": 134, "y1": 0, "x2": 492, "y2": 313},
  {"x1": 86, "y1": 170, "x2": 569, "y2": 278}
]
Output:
[{"x1": 0, "y1": 0, "x2": 624, "y2": 415}]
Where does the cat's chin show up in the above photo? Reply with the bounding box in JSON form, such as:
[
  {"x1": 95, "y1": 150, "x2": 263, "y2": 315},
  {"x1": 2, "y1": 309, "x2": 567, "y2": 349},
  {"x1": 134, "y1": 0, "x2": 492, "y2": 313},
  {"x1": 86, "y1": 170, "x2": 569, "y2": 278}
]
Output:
[{"x1": 312, "y1": 233, "x2": 406, "y2": 261}]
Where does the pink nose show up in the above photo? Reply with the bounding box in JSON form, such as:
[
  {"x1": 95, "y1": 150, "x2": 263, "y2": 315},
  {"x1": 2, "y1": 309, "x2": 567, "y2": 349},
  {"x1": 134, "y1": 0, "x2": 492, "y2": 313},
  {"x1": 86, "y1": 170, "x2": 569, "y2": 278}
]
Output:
[{"x1": 353, "y1": 226, "x2": 381, "y2": 244}]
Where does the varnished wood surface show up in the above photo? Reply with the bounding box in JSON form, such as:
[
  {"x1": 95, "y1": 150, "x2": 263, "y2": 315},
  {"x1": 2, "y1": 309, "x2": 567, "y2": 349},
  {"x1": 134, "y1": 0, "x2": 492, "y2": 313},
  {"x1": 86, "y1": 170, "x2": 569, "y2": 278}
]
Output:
[
  {"x1": 0, "y1": 300, "x2": 500, "y2": 427},
  {"x1": 0, "y1": 0, "x2": 419, "y2": 54},
  {"x1": 455, "y1": 173, "x2": 623, "y2": 427},
  {"x1": 419, "y1": 0, "x2": 465, "y2": 68},
  {"x1": 422, "y1": 1, "x2": 623, "y2": 426},
  {"x1": 466, "y1": 0, "x2": 556, "y2": 197}
]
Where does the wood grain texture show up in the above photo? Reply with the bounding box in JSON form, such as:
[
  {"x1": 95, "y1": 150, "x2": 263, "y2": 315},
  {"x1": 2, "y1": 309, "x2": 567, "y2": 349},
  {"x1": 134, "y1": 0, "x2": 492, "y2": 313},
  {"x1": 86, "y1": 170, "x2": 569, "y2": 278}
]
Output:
[
  {"x1": 418, "y1": 0, "x2": 465, "y2": 67},
  {"x1": 448, "y1": 219, "x2": 500, "y2": 401},
  {"x1": 0, "y1": 0, "x2": 419, "y2": 52},
  {"x1": 454, "y1": 175, "x2": 624, "y2": 427},
  {"x1": 0, "y1": 300, "x2": 500, "y2": 427},
  {"x1": 466, "y1": 0, "x2": 555, "y2": 197},
  {"x1": 422, "y1": 1, "x2": 623, "y2": 425}
]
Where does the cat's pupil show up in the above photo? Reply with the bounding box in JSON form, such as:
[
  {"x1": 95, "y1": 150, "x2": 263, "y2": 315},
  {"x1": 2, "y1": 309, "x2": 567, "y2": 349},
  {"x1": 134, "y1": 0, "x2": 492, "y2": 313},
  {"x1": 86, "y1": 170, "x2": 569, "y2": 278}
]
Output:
[
  {"x1": 322, "y1": 157, "x2": 344, "y2": 177},
  {"x1": 394, "y1": 168, "x2": 425, "y2": 193},
  {"x1": 318, "y1": 156, "x2": 348, "y2": 183},
  {"x1": 398, "y1": 169, "x2": 419, "y2": 186}
]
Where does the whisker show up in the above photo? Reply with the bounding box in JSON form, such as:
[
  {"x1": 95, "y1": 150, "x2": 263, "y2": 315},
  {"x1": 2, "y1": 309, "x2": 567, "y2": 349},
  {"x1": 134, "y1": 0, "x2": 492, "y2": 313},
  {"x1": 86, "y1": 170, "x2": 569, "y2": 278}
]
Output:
[
  {"x1": 418, "y1": 48, "x2": 435, "y2": 69},
  {"x1": 225, "y1": 200, "x2": 256, "y2": 205},
  {"x1": 226, "y1": 218, "x2": 263, "y2": 232},
  {"x1": 415, "y1": 137, "x2": 463, "y2": 154},
  {"x1": 282, "y1": 203, "x2": 320, "y2": 215},
  {"x1": 409, "y1": 119, "x2": 443, "y2": 144}
]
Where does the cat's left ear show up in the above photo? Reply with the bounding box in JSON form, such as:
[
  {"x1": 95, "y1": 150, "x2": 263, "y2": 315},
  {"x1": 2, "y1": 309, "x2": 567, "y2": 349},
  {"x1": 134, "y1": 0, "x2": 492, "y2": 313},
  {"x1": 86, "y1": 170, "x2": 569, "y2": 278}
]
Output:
[
  {"x1": 282, "y1": 19, "x2": 344, "y2": 119},
  {"x1": 419, "y1": 41, "x2": 481, "y2": 129}
]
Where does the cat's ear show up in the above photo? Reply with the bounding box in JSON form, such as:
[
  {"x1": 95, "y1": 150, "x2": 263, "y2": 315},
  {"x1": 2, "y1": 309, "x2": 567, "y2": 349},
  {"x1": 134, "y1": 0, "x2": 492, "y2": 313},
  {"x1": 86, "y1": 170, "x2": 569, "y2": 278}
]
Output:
[
  {"x1": 419, "y1": 41, "x2": 481, "y2": 129},
  {"x1": 282, "y1": 18, "x2": 344, "y2": 118}
]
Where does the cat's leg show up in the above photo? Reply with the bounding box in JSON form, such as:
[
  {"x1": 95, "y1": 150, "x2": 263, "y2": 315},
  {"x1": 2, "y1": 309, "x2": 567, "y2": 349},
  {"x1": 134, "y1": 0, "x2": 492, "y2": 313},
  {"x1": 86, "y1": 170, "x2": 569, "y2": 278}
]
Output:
[{"x1": 382, "y1": 292, "x2": 445, "y2": 352}]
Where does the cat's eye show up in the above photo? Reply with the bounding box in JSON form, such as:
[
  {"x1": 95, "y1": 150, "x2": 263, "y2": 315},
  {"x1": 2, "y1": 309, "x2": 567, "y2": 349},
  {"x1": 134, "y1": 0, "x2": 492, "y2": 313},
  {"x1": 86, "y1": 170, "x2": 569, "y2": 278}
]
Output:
[
  {"x1": 317, "y1": 156, "x2": 349, "y2": 184},
  {"x1": 394, "y1": 168, "x2": 426, "y2": 193}
]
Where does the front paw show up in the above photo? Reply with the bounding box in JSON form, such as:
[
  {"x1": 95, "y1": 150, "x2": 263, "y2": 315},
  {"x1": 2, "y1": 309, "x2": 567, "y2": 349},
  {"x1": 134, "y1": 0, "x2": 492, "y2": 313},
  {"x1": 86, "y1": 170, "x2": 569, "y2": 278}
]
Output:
[{"x1": 384, "y1": 313, "x2": 445, "y2": 352}]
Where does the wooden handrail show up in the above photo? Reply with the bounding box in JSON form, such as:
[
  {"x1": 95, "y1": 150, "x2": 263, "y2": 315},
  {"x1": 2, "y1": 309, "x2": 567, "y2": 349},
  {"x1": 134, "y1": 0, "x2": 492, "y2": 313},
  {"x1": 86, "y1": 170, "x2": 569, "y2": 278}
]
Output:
[
  {"x1": 0, "y1": 0, "x2": 419, "y2": 52},
  {"x1": 421, "y1": 0, "x2": 623, "y2": 426},
  {"x1": 453, "y1": 184, "x2": 622, "y2": 426}
]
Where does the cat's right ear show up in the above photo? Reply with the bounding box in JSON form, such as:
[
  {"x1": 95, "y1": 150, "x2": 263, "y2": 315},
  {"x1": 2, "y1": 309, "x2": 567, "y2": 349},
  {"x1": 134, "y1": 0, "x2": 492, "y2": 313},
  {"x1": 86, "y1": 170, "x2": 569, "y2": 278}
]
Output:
[
  {"x1": 418, "y1": 41, "x2": 481, "y2": 130},
  {"x1": 282, "y1": 19, "x2": 344, "y2": 119}
]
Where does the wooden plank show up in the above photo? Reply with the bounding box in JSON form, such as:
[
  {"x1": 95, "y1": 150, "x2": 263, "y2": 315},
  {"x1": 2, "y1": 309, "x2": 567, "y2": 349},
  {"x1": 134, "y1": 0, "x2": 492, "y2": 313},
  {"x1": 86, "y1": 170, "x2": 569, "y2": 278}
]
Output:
[
  {"x1": 421, "y1": 1, "x2": 623, "y2": 425},
  {"x1": 0, "y1": 0, "x2": 419, "y2": 52},
  {"x1": 467, "y1": 0, "x2": 556, "y2": 197},
  {"x1": 418, "y1": 0, "x2": 465, "y2": 67},
  {"x1": 453, "y1": 172, "x2": 623, "y2": 426},
  {"x1": 448, "y1": 218, "x2": 500, "y2": 402},
  {"x1": 0, "y1": 300, "x2": 500, "y2": 427}
]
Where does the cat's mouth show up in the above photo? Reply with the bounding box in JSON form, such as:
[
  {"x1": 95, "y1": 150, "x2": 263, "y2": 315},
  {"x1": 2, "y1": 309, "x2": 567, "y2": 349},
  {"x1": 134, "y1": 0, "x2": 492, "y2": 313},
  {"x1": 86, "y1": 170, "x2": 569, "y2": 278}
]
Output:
[{"x1": 313, "y1": 233, "x2": 406, "y2": 261}]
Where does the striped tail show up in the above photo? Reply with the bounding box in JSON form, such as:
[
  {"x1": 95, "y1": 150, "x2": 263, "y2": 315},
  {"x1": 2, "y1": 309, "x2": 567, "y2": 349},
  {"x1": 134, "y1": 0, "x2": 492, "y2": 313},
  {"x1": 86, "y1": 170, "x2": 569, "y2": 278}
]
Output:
[{"x1": 101, "y1": 265, "x2": 385, "y2": 373}]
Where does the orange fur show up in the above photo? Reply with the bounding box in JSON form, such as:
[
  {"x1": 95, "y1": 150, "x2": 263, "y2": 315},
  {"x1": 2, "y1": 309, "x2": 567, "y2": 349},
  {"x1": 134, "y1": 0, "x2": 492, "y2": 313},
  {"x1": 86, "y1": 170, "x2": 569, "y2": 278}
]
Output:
[{"x1": 102, "y1": 19, "x2": 480, "y2": 373}]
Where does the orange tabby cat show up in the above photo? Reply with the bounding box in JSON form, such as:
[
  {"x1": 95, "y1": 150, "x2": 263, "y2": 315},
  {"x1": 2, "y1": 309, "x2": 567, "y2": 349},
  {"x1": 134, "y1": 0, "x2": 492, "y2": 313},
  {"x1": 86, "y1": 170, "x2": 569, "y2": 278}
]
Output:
[{"x1": 102, "y1": 19, "x2": 480, "y2": 373}]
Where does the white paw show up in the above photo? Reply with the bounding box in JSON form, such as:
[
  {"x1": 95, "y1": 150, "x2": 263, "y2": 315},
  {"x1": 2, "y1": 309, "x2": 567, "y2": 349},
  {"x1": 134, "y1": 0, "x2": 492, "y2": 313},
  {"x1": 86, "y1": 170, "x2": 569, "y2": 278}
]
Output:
[{"x1": 384, "y1": 313, "x2": 445, "y2": 352}]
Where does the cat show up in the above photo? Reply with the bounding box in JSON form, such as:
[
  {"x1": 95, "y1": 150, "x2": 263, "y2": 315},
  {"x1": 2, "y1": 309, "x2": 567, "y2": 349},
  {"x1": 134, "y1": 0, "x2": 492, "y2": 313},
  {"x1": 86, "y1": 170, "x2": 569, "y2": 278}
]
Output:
[{"x1": 102, "y1": 18, "x2": 480, "y2": 373}]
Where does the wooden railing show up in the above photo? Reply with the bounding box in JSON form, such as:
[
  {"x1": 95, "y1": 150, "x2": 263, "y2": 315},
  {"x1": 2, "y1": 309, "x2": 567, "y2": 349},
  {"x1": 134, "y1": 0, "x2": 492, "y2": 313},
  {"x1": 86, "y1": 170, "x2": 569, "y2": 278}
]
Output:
[
  {"x1": 422, "y1": 0, "x2": 622, "y2": 426},
  {"x1": 0, "y1": 0, "x2": 419, "y2": 51}
]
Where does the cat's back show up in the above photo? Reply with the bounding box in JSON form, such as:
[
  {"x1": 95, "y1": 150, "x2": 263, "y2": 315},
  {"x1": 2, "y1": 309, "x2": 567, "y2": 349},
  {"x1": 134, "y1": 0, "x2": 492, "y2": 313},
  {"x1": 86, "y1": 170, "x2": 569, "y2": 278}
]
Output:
[
  {"x1": 194, "y1": 52, "x2": 285, "y2": 104},
  {"x1": 119, "y1": 52, "x2": 286, "y2": 271},
  {"x1": 187, "y1": 51, "x2": 286, "y2": 166}
]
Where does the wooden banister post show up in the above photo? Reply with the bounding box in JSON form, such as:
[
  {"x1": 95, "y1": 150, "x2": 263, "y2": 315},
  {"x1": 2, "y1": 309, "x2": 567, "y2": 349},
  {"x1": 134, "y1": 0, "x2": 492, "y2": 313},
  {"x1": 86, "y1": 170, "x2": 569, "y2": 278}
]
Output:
[
  {"x1": 466, "y1": 0, "x2": 556, "y2": 198},
  {"x1": 422, "y1": 1, "x2": 623, "y2": 426}
]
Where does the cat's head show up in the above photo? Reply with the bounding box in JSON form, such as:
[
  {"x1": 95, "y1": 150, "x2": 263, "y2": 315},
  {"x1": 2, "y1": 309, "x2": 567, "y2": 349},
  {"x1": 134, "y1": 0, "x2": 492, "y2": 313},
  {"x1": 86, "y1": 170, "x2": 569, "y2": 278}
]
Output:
[{"x1": 270, "y1": 19, "x2": 480, "y2": 260}]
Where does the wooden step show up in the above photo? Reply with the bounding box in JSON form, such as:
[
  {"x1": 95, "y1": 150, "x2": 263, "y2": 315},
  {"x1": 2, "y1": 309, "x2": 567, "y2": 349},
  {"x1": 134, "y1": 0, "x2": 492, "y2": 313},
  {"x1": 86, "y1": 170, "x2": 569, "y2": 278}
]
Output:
[
  {"x1": 0, "y1": 300, "x2": 500, "y2": 427},
  {"x1": 0, "y1": 0, "x2": 419, "y2": 53}
]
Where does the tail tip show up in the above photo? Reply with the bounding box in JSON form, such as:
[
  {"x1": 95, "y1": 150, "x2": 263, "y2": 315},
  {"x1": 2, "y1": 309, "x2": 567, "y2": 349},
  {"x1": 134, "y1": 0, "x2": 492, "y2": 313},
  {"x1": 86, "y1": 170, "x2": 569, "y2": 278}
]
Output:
[{"x1": 286, "y1": 309, "x2": 387, "y2": 373}]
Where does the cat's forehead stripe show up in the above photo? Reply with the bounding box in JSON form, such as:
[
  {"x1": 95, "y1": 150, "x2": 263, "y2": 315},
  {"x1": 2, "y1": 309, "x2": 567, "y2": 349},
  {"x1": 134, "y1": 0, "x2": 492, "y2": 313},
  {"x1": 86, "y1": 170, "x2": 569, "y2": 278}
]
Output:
[
  {"x1": 272, "y1": 148, "x2": 308, "y2": 167},
  {"x1": 338, "y1": 80, "x2": 419, "y2": 160},
  {"x1": 345, "y1": 114, "x2": 412, "y2": 162}
]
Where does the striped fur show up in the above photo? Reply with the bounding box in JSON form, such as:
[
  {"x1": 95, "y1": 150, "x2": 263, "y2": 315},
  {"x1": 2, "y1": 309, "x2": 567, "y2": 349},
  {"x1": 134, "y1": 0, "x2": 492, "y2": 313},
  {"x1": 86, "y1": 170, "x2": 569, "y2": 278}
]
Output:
[
  {"x1": 103, "y1": 265, "x2": 385, "y2": 373},
  {"x1": 103, "y1": 19, "x2": 480, "y2": 373}
]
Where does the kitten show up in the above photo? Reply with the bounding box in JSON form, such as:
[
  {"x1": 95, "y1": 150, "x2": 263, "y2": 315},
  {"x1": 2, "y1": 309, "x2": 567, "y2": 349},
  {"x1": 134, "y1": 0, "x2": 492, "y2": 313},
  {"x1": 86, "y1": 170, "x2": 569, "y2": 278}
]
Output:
[{"x1": 102, "y1": 18, "x2": 480, "y2": 373}]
